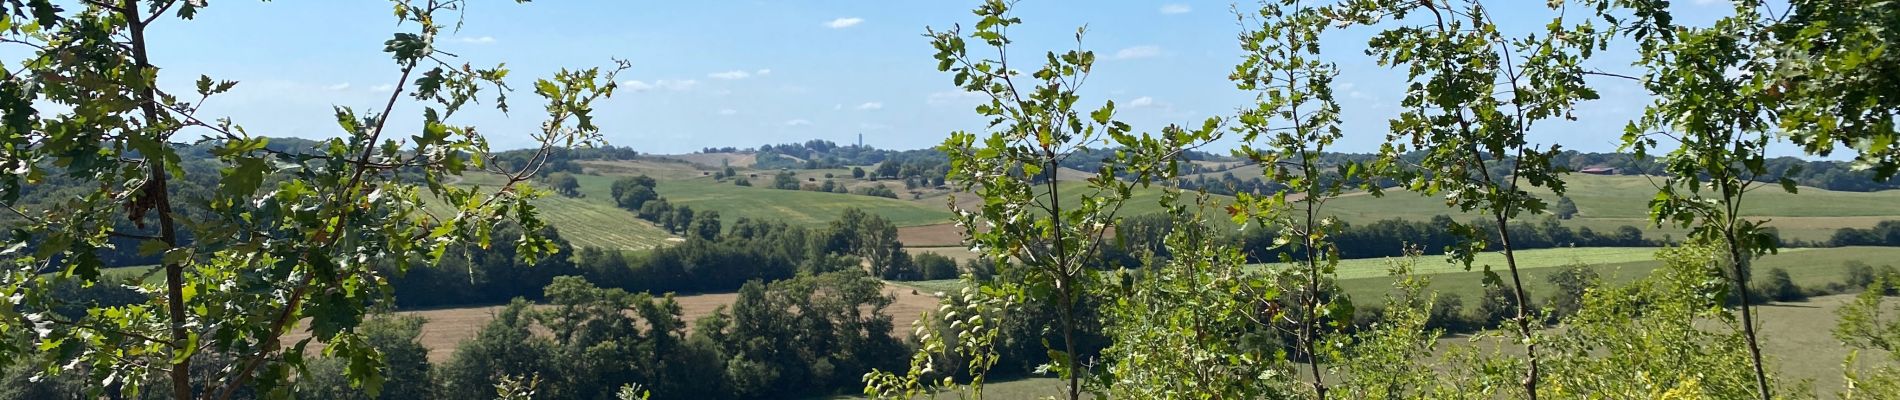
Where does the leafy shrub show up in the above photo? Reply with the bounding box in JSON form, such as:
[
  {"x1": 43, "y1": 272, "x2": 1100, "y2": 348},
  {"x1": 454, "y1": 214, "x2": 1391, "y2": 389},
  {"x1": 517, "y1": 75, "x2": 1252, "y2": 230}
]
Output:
[
  {"x1": 1753, "y1": 267, "x2": 1806, "y2": 302},
  {"x1": 1545, "y1": 264, "x2": 1601, "y2": 319},
  {"x1": 914, "y1": 252, "x2": 958, "y2": 280}
]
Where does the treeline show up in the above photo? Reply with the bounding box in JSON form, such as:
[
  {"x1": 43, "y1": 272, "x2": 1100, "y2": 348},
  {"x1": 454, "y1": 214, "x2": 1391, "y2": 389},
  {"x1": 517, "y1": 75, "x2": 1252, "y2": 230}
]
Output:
[
  {"x1": 386, "y1": 224, "x2": 579, "y2": 308},
  {"x1": 1114, "y1": 214, "x2": 1656, "y2": 263},
  {"x1": 12, "y1": 271, "x2": 906, "y2": 400},
  {"x1": 490, "y1": 145, "x2": 643, "y2": 177},
  {"x1": 387, "y1": 205, "x2": 922, "y2": 307},
  {"x1": 1036, "y1": 145, "x2": 1900, "y2": 193},
  {"x1": 742, "y1": 139, "x2": 952, "y2": 173},
  {"x1": 406, "y1": 272, "x2": 907, "y2": 399},
  {"x1": 1828, "y1": 221, "x2": 1900, "y2": 247}
]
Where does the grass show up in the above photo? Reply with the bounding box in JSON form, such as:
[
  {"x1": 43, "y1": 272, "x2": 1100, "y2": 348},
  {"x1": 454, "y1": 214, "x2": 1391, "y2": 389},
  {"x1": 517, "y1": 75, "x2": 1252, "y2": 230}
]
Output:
[
  {"x1": 820, "y1": 295, "x2": 1873, "y2": 400},
  {"x1": 564, "y1": 172, "x2": 955, "y2": 229},
  {"x1": 1251, "y1": 247, "x2": 1675, "y2": 280},
  {"x1": 485, "y1": 164, "x2": 1900, "y2": 251},
  {"x1": 452, "y1": 173, "x2": 676, "y2": 251},
  {"x1": 1329, "y1": 246, "x2": 1900, "y2": 312},
  {"x1": 1045, "y1": 180, "x2": 1235, "y2": 219},
  {"x1": 1326, "y1": 174, "x2": 1900, "y2": 242},
  {"x1": 880, "y1": 246, "x2": 1900, "y2": 399},
  {"x1": 897, "y1": 246, "x2": 1900, "y2": 310}
]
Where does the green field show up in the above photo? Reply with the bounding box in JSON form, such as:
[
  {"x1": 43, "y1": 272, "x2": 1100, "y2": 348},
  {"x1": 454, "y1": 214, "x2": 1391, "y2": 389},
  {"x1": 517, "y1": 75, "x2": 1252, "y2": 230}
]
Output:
[
  {"x1": 459, "y1": 163, "x2": 1899, "y2": 256},
  {"x1": 894, "y1": 246, "x2": 1900, "y2": 306},
  {"x1": 1253, "y1": 246, "x2": 1699, "y2": 280},
  {"x1": 636, "y1": 176, "x2": 954, "y2": 228},
  {"x1": 880, "y1": 246, "x2": 1900, "y2": 399},
  {"x1": 455, "y1": 173, "x2": 676, "y2": 251},
  {"x1": 1326, "y1": 174, "x2": 1900, "y2": 242}
]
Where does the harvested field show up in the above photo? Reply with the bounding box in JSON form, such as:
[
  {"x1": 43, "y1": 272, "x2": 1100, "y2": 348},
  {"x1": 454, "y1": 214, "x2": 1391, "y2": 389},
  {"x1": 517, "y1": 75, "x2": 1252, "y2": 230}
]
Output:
[
  {"x1": 898, "y1": 223, "x2": 966, "y2": 247},
  {"x1": 653, "y1": 152, "x2": 757, "y2": 168},
  {"x1": 285, "y1": 283, "x2": 942, "y2": 363},
  {"x1": 905, "y1": 246, "x2": 982, "y2": 264}
]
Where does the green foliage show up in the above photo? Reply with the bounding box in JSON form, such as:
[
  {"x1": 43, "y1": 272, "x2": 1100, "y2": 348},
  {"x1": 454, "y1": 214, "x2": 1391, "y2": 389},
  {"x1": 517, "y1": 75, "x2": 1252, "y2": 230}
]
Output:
[
  {"x1": 773, "y1": 171, "x2": 801, "y2": 190},
  {"x1": 1610, "y1": 1, "x2": 1801, "y2": 394},
  {"x1": 1769, "y1": 0, "x2": 1900, "y2": 181},
  {"x1": 389, "y1": 222, "x2": 579, "y2": 308},
  {"x1": 1327, "y1": 0, "x2": 1612, "y2": 395},
  {"x1": 1225, "y1": 1, "x2": 1370, "y2": 395},
  {"x1": 915, "y1": 252, "x2": 960, "y2": 281},
  {"x1": 854, "y1": 183, "x2": 899, "y2": 199},
  {"x1": 1542, "y1": 264, "x2": 1600, "y2": 318},
  {"x1": 872, "y1": 1, "x2": 1222, "y2": 397},
  {"x1": 689, "y1": 210, "x2": 722, "y2": 240},
  {"x1": 0, "y1": 1, "x2": 624, "y2": 398},
  {"x1": 899, "y1": 1, "x2": 1238, "y2": 398},
  {"x1": 1753, "y1": 267, "x2": 1806, "y2": 303},
  {"x1": 611, "y1": 175, "x2": 660, "y2": 210},
  {"x1": 1101, "y1": 202, "x2": 1298, "y2": 398},
  {"x1": 711, "y1": 270, "x2": 908, "y2": 398},
  {"x1": 1552, "y1": 196, "x2": 1579, "y2": 220},
  {"x1": 828, "y1": 208, "x2": 910, "y2": 279},
  {"x1": 548, "y1": 173, "x2": 583, "y2": 198},
  {"x1": 292, "y1": 315, "x2": 433, "y2": 400},
  {"x1": 1540, "y1": 245, "x2": 1777, "y2": 399},
  {"x1": 1834, "y1": 274, "x2": 1900, "y2": 398},
  {"x1": 1333, "y1": 256, "x2": 1440, "y2": 399}
]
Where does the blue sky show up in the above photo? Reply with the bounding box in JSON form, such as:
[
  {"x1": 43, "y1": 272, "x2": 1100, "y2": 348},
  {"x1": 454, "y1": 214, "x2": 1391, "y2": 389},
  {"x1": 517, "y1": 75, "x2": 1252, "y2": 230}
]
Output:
[{"x1": 143, "y1": 0, "x2": 1748, "y2": 154}]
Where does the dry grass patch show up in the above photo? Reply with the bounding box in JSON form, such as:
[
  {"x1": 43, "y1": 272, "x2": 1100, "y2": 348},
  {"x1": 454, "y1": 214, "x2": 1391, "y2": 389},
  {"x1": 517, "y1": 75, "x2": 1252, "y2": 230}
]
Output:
[
  {"x1": 898, "y1": 223, "x2": 966, "y2": 248},
  {"x1": 285, "y1": 283, "x2": 942, "y2": 363}
]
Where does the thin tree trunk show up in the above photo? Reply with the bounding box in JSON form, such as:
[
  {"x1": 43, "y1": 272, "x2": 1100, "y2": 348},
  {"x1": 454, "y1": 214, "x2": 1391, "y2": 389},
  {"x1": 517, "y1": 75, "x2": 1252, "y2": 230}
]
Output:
[
  {"x1": 118, "y1": 1, "x2": 192, "y2": 398},
  {"x1": 1302, "y1": 199, "x2": 1328, "y2": 400},
  {"x1": 1493, "y1": 212, "x2": 1539, "y2": 400},
  {"x1": 1727, "y1": 229, "x2": 1773, "y2": 399},
  {"x1": 1047, "y1": 157, "x2": 1081, "y2": 400}
]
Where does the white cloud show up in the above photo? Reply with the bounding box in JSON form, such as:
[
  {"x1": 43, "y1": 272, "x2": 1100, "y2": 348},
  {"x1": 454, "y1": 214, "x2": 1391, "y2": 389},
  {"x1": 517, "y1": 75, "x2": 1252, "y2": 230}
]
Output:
[
  {"x1": 718, "y1": 109, "x2": 738, "y2": 115},
  {"x1": 708, "y1": 70, "x2": 752, "y2": 80},
  {"x1": 856, "y1": 102, "x2": 884, "y2": 110},
  {"x1": 324, "y1": 83, "x2": 351, "y2": 91},
  {"x1": 1128, "y1": 96, "x2": 1157, "y2": 108},
  {"x1": 621, "y1": 79, "x2": 698, "y2": 92},
  {"x1": 834, "y1": 104, "x2": 845, "y2": 110},
  {"x1": 784, "y1": 119, "x2": 813, "y2": 127},
  {"x1": 1159, "y1": 4, "x2": 1191, "y2": 14},
  {"x1": 755, "y1": 69, "x2": 772, "y2": 76},
  {"x1": 927, "y1": 90, "x2": 985, "y2": 105},
  {"x1": 1115, "y1": 45, "x2": 1162, "y2": 60},
  {"x1": 660, "y1": 79, "x2": 699, "y2": 91},
  {"x1": 825, "y1": 17, "x2": 863, "y2": 29},
  {"x1": 458, "y1": 36, "x2": 496, "y2": 44},
  {"x1": 1338, "y1": 82, "x2": 1370, "y2": 99},
  {"x1": 370, "y1": 84, "x2": 394, "y2": 92}
]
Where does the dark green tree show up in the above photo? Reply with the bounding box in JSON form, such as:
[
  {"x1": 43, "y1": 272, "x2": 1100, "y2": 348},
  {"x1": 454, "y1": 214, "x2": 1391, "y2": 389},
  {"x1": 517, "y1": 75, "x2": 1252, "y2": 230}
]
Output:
[
  {"x1": 1553, "y1": 196, "x2": 1579, "y2": 220},
  {"x1": 691, "y1": 210, "x2": 723, "y2": 241},
  {"x1": 549, "y1": 172, "x2": 583, "y2": 197},
  {"x1": 616, "y1": 185, "x2": 659, "y2": 212}
]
